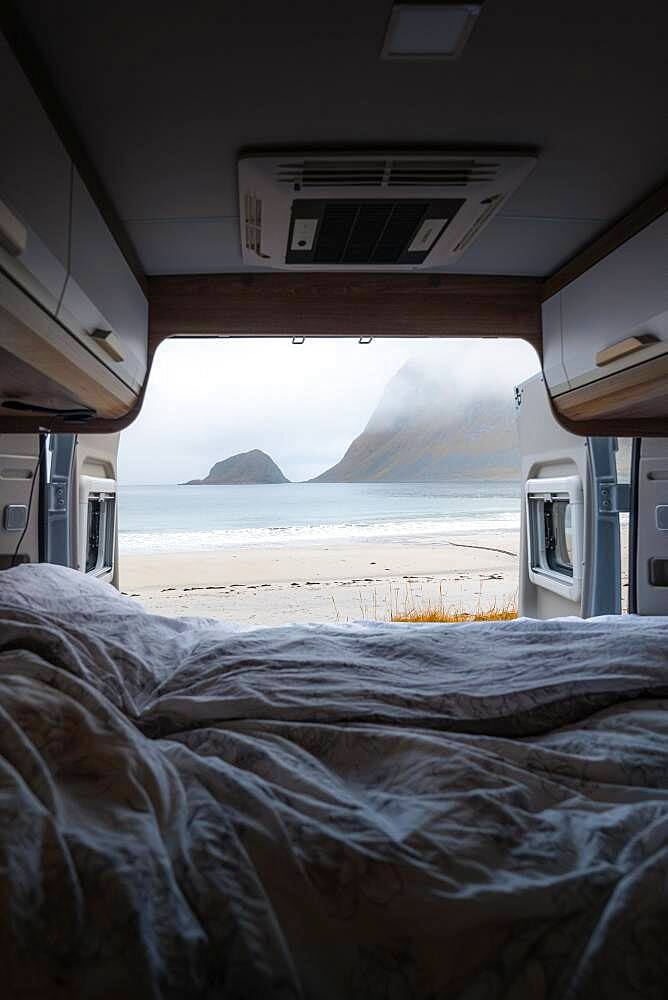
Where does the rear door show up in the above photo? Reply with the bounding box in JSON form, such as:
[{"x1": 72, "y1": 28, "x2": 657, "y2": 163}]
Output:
[
  {"x1": 629, "y1": 438, "x2": 668, "y2": 615},
  {"x1": 516, "y1": 373, "x2": 625, "y2": 618},
  {"x1": 48, "y1": 431, "x2": 120, "y2": 587}
]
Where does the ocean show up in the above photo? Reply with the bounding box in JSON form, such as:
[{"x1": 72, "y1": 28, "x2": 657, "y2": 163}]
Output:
[{"x1": 118, "y1": 481, "x2": 521, "y2": 555}]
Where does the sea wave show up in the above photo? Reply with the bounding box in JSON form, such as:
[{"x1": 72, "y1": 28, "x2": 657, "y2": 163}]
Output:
[{"x1": 119, "y1": 512, "x2": 521, "y2": 554}]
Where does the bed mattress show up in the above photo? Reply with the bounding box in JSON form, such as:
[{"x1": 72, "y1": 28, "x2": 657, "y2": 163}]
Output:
[{"x1": 1, "y1": 564, "x2": 668, "y2": 999}]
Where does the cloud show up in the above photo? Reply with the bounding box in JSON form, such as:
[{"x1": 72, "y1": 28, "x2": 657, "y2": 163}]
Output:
[{"x1": 118, "y1": 337, "x2": 540, "y2": 484}]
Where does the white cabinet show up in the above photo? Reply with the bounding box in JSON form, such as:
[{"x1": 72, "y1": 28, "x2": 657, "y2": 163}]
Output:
[
  {"x1": 58, "y1": 171, "x2": 148, "y2": 393},
  {"x1": 0, "y1": 34, "x2": 70, "y2": 314},
  {"x1": 560, "y1": 212, "x2": 668, "y2": 392},
  {"x1": 0, "y1": 35, "x2": 147, "y2": 413},
  {"x1": 541, "y1": 292, "x2": 568, "y2": 393},
  {"x1": 0, "y1": 269, "x2": 137, "y2": 420}
]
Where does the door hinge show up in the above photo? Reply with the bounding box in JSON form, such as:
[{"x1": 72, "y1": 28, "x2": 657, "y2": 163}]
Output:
[{"x1": 598, "y1": 482, "x2": 630, "y2": 514}]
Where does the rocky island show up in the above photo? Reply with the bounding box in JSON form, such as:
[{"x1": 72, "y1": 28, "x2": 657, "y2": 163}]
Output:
[{"x1": 183, "y1": 449, "x2": 289, "y2": 485}]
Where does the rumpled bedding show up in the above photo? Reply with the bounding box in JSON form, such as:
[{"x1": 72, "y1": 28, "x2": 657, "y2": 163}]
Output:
[{"x1": 1, "y1": 564, "x2": 668, "y2": 999}]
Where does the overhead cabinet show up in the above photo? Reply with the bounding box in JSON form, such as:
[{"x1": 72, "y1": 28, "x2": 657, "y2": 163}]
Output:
[
  {"x1": 560, "y1": 212, "x2": 668, "y2": 391},
  {"x1": 544, "y1": 211, "x2": 668, "y2": 423},
  {"x1": 58, "y1": 172, "x2": 148, "y2": 395},
  {"x1": 0, "y1": 34, "x2": 148, "y2": 421},
  {"x1": 0, "y1": 271, "x2": 138, "y2": 420},
  {"x1": 0, "y1": 33, "x2": 70, "y2": 315}
]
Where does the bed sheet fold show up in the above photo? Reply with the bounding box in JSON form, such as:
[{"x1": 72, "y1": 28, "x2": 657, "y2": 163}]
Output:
[{"x1": 1, "y1": 564, "x2": 668, "y2": 999}]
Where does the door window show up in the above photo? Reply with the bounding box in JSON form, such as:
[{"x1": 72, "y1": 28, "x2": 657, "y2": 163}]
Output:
[
  {"x1": 85, "y1": 493, "x2": 116, "y2": 575},
  {"x1": 544, "y1": 499, "x2": 573, "y2": 575},
  {"x1": 526, "y1": 475, "x2": 583, "y2": 601}
]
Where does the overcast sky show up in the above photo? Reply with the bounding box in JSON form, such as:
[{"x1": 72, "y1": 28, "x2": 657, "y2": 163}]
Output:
[{"x1": 118, "y1": 338, "x2": 541, "y2": 485}]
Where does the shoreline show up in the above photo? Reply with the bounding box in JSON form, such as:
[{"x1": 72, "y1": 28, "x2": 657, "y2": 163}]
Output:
[{"x1": 120, "y1": 532, "x2": 522, "y2": 625}]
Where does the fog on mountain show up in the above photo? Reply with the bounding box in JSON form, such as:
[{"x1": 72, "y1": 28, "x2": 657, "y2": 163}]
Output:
[{"x1": 312, "y1": 355, "x2": 521, "y2": 483}]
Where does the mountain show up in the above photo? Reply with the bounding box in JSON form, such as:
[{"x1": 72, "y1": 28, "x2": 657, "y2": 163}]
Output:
[
  {"x1": 311, "y1": 362, "x2": 519, "y2": 482},
  {"x1": 183, "y1": 449, "x2": 289, "y2": 485}
]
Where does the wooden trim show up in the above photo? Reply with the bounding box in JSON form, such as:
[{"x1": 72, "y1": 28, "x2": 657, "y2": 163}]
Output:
[
  {"x1": 1, "y1": 271, "x2": 542, "y2": 434},
  {"x1": 148, "y1": 272, "x2": 543, "y2": 352},
  {"x1": 0, "y1": 2, "x2": 147, "y2": 293},
  {"x1": 551, "y1": 352, "x2": 668, "y2": 432},
  {"x1": 553, "y1": 413, "x2": 668, "y2": 438},
  {"x1": 543, "y1": 176, "x2": 668, "y2": 301},
  {"x1": 595, "y1": 334, "x2": 659, "y2": 368}
]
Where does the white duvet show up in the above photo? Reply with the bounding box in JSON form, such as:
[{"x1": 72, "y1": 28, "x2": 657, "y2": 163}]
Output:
[{"x1": 1, "y1": 564, "x2": 668, "y2": 999}]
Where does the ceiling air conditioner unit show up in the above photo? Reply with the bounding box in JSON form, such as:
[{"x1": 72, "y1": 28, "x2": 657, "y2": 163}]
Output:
[{"x1": 238, "y1": 151, "x2": 536, "y2": 270}]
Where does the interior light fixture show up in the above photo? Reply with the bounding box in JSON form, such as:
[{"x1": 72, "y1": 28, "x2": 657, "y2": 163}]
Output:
[{"x1": 381, "y1": 3, "x2": 482, "y2": 60}]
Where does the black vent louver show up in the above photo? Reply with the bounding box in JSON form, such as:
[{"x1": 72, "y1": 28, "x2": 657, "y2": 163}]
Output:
[
  {"x1": 313, "y1": 202, "x2": 427, "y2": 264},
  {"x1": 313, "y1": 203, "x2": 360, "y2": 262},
  {"x1": 276, "y1": 159, "x2": 500, "y2": 189},
  {"x1": 371, "y1": 203, "x2": 428, "y2": 263},
  {"x1": 287, "y1": 198, "x2": 465, "y2": 265},
  {"x1": 387, "y1": 161, "x2": 498, "y2": 186},
  {"x1": 337, "y1": 203, "x2": 391, "y2": 263}
]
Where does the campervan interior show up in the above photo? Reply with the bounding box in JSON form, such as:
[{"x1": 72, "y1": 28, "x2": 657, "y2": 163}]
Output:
[{"x1": 2, "y1": 2, "x2": 668, "y2": 996}]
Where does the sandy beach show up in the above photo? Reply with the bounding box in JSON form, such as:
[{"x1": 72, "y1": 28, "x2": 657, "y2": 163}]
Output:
[{"x1": 120, "y1": 531, "x2": 522, "y2": 624}]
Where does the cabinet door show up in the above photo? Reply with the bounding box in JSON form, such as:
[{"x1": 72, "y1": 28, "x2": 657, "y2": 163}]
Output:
[
  {"x1": 560, "y1": 212, "x2": 668, "y2": 393},
  {"x1": 0, "y1": 34, "x2": 70, "y2": 313},
  {"x1": 58, "y1": 172, "x2": 148, "y2": 394}
]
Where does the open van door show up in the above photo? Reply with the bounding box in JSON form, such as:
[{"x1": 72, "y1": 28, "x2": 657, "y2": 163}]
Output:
[
  {"x1": 47, "y1": 432, "x2": 120, "y2": 587},
  {"x1": 516, "y1": 374, "x2": 626, "y2": 619},
  {"x1": 628, "y1": 438, "x2": 668, "y2": 615}
]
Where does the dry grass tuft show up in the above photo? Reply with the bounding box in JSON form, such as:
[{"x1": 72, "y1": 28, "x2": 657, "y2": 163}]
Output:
[
  {"x1": 387, "y1": 581, "x2": 518, "y2": 624},
  {"x1": 391, "y1": 604, "x2": 518, "y2": 624}
]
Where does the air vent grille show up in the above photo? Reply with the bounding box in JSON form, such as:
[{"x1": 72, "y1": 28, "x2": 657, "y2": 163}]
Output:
[
  {"x1": 243, "y1": 192, "x2": 262, "y2": 255},
  {"x1": 451, "y1": 193, "x2": 504, "y2": 253},
  {"x1": 339, "y1": 202, "x2": 391, "y2": 263},
  {"x1": 276, "y1": 159, "x2": 499, "y2": 189},
  {"x1": 313, "y1": 201, "x2": 429, "y2": 264},
  {"x1": 370, "y1": 203, "x2": 427, "y2": 264}
]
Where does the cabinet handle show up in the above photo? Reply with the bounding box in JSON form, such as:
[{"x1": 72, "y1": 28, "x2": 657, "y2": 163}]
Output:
[
  {"x1": 90, "y1": 328, "x2": 125, "y2": 362},
  {"x1": 0, "y1": 199, "x2": 28, "y2": 257},
  {"x1": 595, "y1": 334, "x2": 659, "y2": 367}
]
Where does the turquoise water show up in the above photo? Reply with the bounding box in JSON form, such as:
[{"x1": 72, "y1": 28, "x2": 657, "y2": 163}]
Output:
[{"x1": 118, "y1": 481, "x2": 521, "y2": 554}]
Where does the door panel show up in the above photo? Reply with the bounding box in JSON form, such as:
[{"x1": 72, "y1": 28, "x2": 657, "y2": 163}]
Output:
[
  {"x1": 517, "y1": 375, "x2": 589, "y2": 618},
  {"x1": 49, "y1": 432, "x2": 120, "y2": 587},
  {"x1": 629, "y1": 438, "x2": 668, "y2": 615},
  {"x1": 46, "y1": 433, "x2": 76, "y2": 569},
  {"x1": 516, "y1": 374, "x2": 623, "y2": 618},
  {"x1": 73, "y1": 433, "x2": 120, "y2": 587},
  {"x1": 585, "y1": 436, "x2": 626, "y2": 617},
  {"x1": 0, "y1": 433, "x2": 42, "y2": 569}
]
